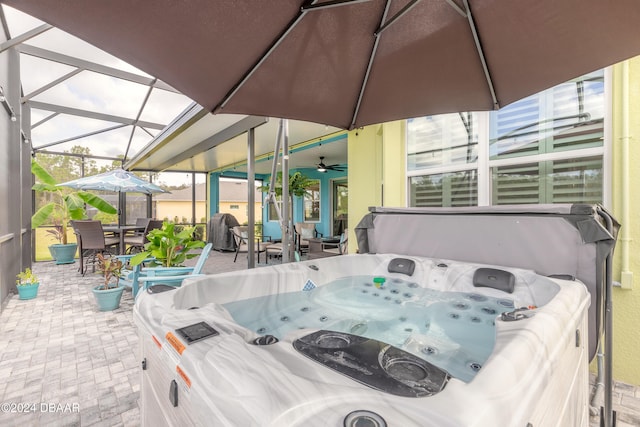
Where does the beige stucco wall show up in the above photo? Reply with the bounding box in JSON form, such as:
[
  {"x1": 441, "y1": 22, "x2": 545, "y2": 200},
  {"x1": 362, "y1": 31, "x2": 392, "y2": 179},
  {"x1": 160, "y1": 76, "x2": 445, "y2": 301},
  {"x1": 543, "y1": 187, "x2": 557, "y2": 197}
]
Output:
[
  {"x1": 155, "y1": 201, "x2": 206, "y2": 223},
  {"x1": 218, "y1": 202, "x2": 262, "y2": 225},
  {"x1": 348, "y1": 125, "x2": 382, "y2": 253},
  {"x1": 347, "y1": 121, "x2": 406, "y2": 254},
  {"x1": 608, "y1": 58, "x2": 640, "y2": 385},
  {"x1": 155, "y1": 200, "x2": 260, "y2": 225}
]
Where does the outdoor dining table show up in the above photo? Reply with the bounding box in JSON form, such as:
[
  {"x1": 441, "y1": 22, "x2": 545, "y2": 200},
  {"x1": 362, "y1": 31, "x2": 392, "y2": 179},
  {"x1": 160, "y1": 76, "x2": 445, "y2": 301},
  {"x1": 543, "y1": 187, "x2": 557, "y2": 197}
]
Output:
[{"x1": 103, "y1": 225, "x2": 146, "y2": 255}]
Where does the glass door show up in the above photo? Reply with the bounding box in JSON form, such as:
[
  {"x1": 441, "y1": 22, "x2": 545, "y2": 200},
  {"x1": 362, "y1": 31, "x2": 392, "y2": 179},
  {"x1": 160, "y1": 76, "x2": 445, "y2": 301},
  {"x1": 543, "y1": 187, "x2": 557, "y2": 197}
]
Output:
[{"x1": 332, "y1": 180, "x2": 348, "y2": 236}]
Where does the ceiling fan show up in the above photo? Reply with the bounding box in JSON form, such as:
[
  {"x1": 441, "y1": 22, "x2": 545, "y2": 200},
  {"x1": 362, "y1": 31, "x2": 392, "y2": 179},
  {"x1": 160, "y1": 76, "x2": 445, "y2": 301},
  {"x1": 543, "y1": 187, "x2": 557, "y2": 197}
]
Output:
[{"x1": 316, "y1": 156, "x2": 346, "y2": 173}]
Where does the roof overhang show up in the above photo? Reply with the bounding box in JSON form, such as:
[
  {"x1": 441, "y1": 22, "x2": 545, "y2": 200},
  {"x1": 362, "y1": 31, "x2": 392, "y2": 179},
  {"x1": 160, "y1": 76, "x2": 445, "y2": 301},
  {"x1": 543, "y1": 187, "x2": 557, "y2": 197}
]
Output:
[{"x1": 125, "y1": 103, "x2": 343, "y2": 174}]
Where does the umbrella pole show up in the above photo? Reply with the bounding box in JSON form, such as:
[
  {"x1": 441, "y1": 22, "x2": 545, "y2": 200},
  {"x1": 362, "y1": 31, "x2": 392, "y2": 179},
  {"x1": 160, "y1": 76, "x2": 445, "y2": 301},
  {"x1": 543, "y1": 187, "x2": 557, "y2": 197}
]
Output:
[
  {"x1": 265, "y1": 119, "x2": 293, "y2": 262},
  {"x1": 266, "y1": 120, "x2": 284, "y2": 258},
  {"x1": 118, "y1": 191, "x2": 126, "y2": 226},
  {"x1": 281, "y1": 120, "x2": 290, "y2": 263}
]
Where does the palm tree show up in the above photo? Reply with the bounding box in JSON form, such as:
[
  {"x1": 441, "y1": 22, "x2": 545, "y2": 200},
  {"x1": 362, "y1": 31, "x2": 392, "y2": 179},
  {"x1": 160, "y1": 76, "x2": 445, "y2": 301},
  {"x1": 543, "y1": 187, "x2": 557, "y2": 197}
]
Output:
[{"x1": 31, "y1": 159, "x2": 116, "y2": 244}]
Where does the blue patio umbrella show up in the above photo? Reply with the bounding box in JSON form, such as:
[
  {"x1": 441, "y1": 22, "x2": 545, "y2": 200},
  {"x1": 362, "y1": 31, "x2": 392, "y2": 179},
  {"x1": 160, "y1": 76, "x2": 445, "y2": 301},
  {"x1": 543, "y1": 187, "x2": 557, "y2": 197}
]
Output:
[
  {"x1": 58, "y1": 169, "x2": 169, "y2": 225},
  {"x1": 57, "y1": 169, "x2": 168, "y2": 195}
]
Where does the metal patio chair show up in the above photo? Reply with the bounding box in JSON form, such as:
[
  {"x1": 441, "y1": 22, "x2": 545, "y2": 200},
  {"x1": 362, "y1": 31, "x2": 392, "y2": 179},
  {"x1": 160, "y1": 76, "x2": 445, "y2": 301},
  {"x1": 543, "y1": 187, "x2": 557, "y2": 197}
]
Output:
[
  {"x1": 231, "y1": 226, "x2": 272, "y2": 264},
  {"x1": 321, "y1": 228, "x2": 348, "y2": 255},
  {"x1": 123, "y1": 219, "x2": 163, "y2": 253},
  {"x1": 71, "y1": 220, "x2": 120, "y2": 276},
  {"x1": 294, "y1": 222, "x2": 321, "y2": 253}
]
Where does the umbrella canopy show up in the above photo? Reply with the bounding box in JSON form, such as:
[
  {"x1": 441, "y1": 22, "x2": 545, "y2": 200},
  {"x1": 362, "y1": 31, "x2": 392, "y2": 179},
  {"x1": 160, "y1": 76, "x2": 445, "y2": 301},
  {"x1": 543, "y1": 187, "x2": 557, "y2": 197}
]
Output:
[
  {"x1": 4, "y1": 0, "x2": 640, "y2": 129},
  {"x1": 57, "y1": 169, "x2": 168, "y2": 195}
]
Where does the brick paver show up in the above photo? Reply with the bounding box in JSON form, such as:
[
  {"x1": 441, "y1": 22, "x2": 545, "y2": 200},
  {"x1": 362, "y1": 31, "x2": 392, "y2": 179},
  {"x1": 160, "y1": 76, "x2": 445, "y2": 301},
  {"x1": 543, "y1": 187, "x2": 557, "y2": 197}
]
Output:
[{"x1": 0, "y1": 261, "x2": 138, "y2": 426}]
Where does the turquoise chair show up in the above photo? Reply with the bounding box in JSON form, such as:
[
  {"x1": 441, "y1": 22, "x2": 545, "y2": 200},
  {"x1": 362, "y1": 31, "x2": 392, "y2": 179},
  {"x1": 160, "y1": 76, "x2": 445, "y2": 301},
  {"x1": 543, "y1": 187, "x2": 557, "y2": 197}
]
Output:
[{"x1": 117, "y1": 243, "x2": 213, "y2": 298}]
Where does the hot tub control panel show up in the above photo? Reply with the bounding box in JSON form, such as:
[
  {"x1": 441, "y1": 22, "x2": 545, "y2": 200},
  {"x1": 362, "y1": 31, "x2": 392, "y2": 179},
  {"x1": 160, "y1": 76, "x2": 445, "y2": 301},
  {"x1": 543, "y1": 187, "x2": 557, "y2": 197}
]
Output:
[{"x1": 175, "y1": 321, "x2": 219, "y2": 344}]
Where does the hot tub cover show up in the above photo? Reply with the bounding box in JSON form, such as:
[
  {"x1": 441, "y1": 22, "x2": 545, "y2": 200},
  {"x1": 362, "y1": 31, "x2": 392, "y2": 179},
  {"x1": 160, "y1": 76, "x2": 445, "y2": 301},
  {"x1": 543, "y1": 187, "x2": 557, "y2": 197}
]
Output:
[{"x1": 355, "y1": 203, "x2": 618, "y2": 360}]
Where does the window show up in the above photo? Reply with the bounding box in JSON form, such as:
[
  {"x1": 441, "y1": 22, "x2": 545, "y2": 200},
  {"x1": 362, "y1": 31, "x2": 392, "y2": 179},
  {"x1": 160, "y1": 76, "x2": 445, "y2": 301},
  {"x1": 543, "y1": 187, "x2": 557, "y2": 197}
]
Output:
[
  {"x1": 491, "y1": 157, "x2": 603, "y2": 205},
  {"x1": 229, "y1": 204, "x2": 239, "y2": 210},
  {"x1": 407, "y1": 70, "x2": 606, "y2": 208},
  {"x1": 267, "y1": 195, "x2": 283, "y2": 222},
  {"x1": 410, "y1": 171, "x2": 477, "y2": 207},
  {"x1": 304, "y1": 180, "x2": 321, "y2": 222},
  {"x1": 408, "y1": 112, "x2": 478, "y2": 171}
]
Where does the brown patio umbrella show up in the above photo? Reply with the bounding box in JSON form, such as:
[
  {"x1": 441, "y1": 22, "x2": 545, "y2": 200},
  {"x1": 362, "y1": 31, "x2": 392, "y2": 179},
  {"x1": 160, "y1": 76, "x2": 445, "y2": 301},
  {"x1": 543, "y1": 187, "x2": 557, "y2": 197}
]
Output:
[
  {"x1": 5, "y1": 2, "x2": 633, "y2": 425},
  {"x1": 4, "y1": 0, "x2": 640, "y2": 130}
]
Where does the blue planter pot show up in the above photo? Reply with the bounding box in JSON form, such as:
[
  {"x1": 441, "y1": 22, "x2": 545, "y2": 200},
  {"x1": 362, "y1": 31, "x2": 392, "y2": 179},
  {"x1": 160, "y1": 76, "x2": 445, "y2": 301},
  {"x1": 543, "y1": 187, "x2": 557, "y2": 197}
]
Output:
[
  {"x1": 49, "y1": 243, "x2": 78, "y2": 265},
  {"x1": 17, "y1": 282, "x2": 39, "y2": 300},
  {"x1": 92, "y1": 285, "x2": 125, "y2": 311}
]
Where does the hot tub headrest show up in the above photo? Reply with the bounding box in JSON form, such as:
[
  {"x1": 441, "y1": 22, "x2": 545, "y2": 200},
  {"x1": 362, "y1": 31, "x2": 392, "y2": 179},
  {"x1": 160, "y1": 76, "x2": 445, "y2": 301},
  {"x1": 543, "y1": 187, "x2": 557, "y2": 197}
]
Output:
[
  {"x1": 473, "y1": 268, "x2": 515, "y2": 294},
  {"x1": 388, "y1": 258, "x2": 415, "y2": 276}
]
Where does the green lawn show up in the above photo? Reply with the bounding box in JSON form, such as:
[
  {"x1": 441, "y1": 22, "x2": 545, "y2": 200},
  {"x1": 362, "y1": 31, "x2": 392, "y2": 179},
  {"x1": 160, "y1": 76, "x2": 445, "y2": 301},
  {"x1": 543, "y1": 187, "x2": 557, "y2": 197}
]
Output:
[
  {"x1": 34, "y1": 224, "x2": 207, "y2": 261},
  {"x1": 34, "y1": 227, "x2": 79, "y2": 261}
]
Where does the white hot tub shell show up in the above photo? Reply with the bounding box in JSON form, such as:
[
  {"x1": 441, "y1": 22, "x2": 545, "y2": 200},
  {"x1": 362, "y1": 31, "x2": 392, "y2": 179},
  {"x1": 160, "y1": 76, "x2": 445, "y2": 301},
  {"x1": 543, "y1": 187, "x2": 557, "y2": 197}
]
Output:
[{"x1": 134, "y1": 204, "x2": 617, "y2": 427}]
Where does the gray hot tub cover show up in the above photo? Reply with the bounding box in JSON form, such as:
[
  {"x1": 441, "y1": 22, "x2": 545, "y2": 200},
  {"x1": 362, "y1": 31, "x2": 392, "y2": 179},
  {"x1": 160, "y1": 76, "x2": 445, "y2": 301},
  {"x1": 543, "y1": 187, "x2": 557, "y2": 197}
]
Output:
[{"x1": 355, "y1": 203, "x2": 618, "y2": 361}]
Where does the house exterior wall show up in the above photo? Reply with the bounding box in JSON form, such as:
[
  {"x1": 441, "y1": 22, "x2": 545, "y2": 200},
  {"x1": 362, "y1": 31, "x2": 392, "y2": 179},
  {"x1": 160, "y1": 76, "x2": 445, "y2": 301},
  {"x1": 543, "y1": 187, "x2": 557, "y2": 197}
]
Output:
[
  {"x1": 347, "y1": 60, "x2": 640, "y2": 385},
  {"x1": 219, "y1": 201, "x2": 262, "y2": 225},
  {"x1": 347, "y1": 122, "x2": 406, "y2": 253},
  {"x1": 155, "y1": 201, "x2": 207, "y2": 223},
  {"x1": 347, "y1": 125, "x2": 382, "y2": 252},
  {"x1": 610, "y1": 58, "x2": 640, "y2": 385},
  {"x1": 260, "y1": 168, "x2": 347, "y2": 241},
  {"x1": 154, "y1": 199, "x2": 260, "y2": 226}
]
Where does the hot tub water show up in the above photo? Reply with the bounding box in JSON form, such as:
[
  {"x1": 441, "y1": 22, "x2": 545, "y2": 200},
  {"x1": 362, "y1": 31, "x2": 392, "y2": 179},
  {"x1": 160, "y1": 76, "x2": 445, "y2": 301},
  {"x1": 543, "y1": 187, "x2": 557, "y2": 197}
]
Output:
[{"x1": 223, "y1": 275, "x2": 515, "y2": 382}]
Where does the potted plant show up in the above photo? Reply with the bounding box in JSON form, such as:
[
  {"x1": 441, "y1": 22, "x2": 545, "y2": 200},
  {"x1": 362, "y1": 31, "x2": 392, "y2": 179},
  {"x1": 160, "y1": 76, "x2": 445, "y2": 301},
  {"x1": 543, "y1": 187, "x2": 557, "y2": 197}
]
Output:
[
  {"x1": 16, "y1": 268, "x2": 40, "y2": 300},
  {"x1": 92, "y1": 253, "x2": 126, "y2": 311},
  {"x1": 130, "y1": 221, "x2": 205, "y2": 267},
  {"x1": 30, "y1": 159, "x2": 117, "y2": 264}
]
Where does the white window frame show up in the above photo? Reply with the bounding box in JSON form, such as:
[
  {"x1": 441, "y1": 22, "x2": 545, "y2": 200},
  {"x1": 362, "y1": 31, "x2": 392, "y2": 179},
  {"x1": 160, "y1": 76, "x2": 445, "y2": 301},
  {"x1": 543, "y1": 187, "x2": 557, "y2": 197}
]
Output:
[{"x1": 406, "y1": 69, "x2": 611, "y2": 208}]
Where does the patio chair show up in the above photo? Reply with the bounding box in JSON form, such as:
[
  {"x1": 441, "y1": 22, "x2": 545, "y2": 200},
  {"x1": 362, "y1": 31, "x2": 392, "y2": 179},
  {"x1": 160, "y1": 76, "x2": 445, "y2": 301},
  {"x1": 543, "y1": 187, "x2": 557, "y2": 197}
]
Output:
[
  {"x1": 124, "y1": 218, "x2": 151, "y2": 237},
  {"x1": 71, "y1": 220, "x2": 120, "y2": 276},
  {"x1": 123, "y1": 219, "x2": 163, "y2": 253},
  {"x1": 231, "y1": 226, "x2": 272, "y2": 264},
  {"x1": 264, "y1": 244, "x2": 303, "y2": 263},
  {"x1": 294, "y1": 222, "x2": 321, "y2": 253},
  {"x1": 265, "y1": 242, "x2": 283, "y2": 262},
  {"x1": 117, "y1": 243, "x2": 213, "y2": 298},
  {"x1": 321, "y1": 228, "x2": 348, "y2": 255}
]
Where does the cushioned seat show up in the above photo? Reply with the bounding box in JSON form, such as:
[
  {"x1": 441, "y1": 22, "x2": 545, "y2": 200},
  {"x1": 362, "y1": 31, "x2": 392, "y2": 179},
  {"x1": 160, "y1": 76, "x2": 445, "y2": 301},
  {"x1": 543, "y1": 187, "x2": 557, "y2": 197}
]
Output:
[
  {"x1": 294, "y1": 222, "x2": 320, "y2": 253},
  {"x1": 322, "y1": 228, "x2": 348, "y2": 255},
  {"x1": 231, "y1": 226, "x2": 272, "y2": 263},
  {"x1": 123, "y1": 219, "x2": 163, "y2": 253}
]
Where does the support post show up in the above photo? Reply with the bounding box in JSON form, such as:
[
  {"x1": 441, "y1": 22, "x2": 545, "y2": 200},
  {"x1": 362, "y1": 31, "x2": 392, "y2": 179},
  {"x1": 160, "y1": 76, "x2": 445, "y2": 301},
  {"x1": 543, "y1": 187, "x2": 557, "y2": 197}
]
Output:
[{"x1": 247, "y1": 128, "x2": 256, "y2": 268}]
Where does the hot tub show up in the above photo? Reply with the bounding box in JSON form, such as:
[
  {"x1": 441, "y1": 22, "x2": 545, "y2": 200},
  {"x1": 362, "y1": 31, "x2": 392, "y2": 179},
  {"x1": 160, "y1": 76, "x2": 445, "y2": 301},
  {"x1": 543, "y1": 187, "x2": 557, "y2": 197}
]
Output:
[
  {"x1": 135, "y1": 254, "x2": 589, "y2": 426},
  {"x1": 134, "y1": 204, "x2": 617, "y2": 427}
]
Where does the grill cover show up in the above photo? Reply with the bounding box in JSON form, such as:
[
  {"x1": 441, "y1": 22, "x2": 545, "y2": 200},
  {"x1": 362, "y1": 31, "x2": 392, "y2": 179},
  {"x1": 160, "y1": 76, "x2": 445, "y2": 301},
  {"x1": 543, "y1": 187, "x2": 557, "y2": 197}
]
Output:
[{"x1": 207, "y1": 213, "x2": 239, "y2": 251}]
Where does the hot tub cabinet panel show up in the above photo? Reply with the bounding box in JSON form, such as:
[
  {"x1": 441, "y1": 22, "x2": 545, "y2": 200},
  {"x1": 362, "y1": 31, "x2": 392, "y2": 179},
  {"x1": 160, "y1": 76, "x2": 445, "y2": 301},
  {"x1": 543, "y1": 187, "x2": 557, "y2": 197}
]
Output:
[{"x1": 135, "y1": 254, "x2": 590, "y2": 427}]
